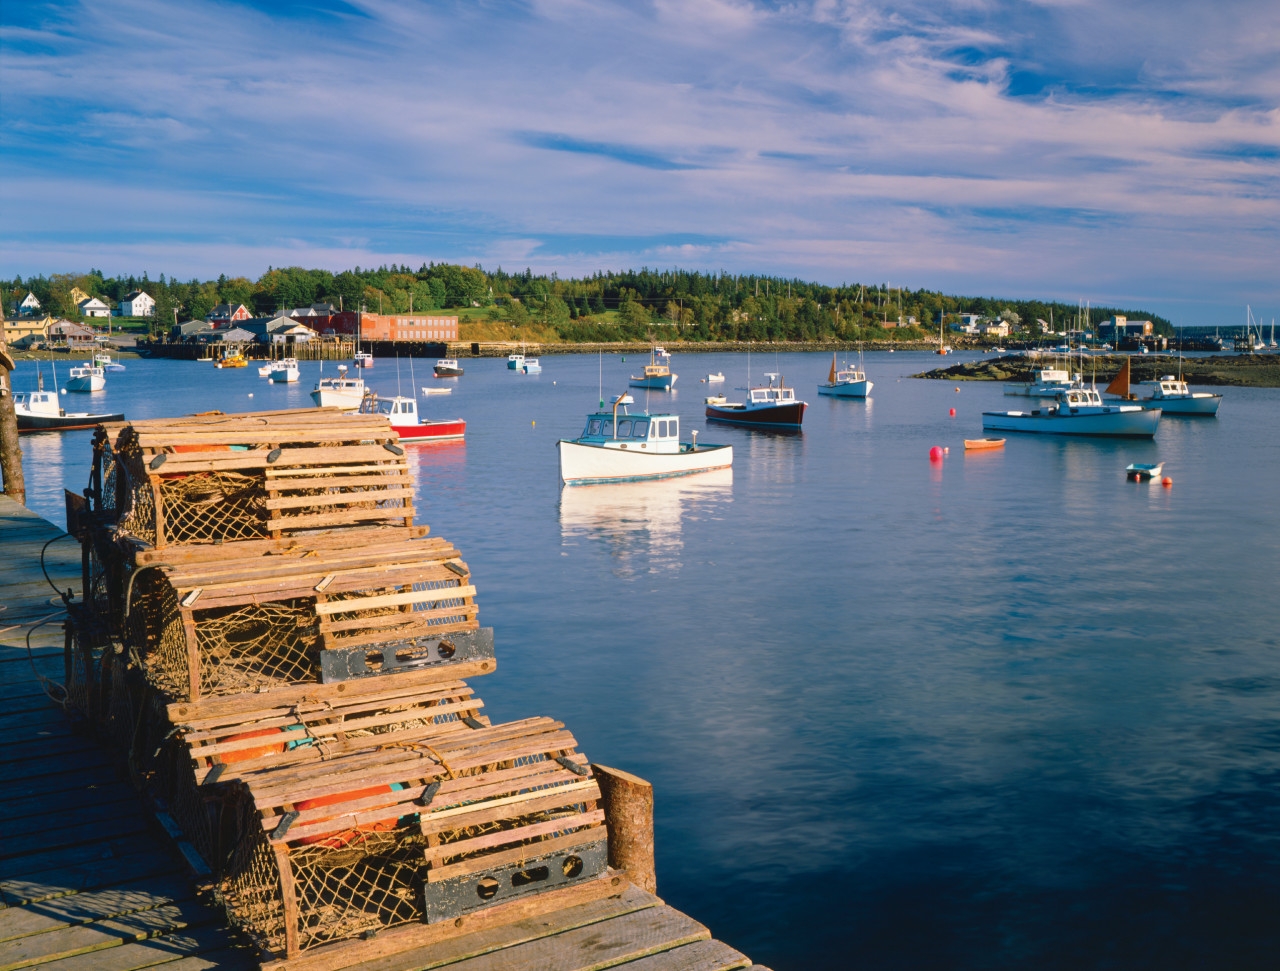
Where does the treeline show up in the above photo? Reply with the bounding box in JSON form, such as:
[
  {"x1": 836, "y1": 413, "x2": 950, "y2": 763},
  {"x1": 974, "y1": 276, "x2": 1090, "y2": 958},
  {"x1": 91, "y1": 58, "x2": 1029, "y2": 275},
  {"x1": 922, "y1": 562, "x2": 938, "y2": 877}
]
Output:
[{"x1": 5, "y1": 265, "x2": 1175, "y2": 341}]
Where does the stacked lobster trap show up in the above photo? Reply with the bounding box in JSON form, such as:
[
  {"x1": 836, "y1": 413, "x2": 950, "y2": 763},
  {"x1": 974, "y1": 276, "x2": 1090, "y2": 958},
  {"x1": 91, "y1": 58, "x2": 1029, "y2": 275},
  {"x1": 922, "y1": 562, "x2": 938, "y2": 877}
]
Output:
[{"x1": 64, "y1": 408, "x2": 622, "y2": 969}]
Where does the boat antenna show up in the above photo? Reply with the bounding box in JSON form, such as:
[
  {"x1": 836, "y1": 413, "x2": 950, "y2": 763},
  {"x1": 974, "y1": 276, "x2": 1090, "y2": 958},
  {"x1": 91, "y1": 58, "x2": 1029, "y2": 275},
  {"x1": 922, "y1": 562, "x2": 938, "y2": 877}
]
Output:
[
  {"x1": 598, "y1": 349, "x2": 603, "y2": 409},
  {"x1": 409, "y1": 354, "x2": 416, "y2": 394},
  {"x1": 396, "y1": 351, "x2": 401, "y2": 397}
]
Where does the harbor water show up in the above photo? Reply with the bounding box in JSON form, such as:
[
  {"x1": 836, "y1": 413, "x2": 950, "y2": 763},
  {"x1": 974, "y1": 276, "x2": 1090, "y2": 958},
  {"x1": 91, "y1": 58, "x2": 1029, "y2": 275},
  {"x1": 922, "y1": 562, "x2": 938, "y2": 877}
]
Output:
[{"x1": 13, "y1": 350, "x2": 1280, "y2": 970}]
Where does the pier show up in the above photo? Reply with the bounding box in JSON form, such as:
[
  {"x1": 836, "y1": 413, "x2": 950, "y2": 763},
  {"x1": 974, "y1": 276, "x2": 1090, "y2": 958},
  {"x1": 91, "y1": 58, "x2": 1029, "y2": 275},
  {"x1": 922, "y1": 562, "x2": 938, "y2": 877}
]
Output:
[{"x1": 0, "y1": 496, "x2": 769, "y2": 971}]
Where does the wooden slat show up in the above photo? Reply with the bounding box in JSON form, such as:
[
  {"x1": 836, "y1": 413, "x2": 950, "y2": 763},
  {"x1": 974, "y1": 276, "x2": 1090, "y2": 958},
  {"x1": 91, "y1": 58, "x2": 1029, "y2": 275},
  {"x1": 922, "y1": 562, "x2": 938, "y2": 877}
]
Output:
[
  {"x1": 419, "y1": 810, "x2": 605, "y2": 865},
  {"x1": 264, "y1": 488, "x2": 413, "y2": 512},
  {"x1": 313, "y1": 586, "x2": 476, "y2": 616}
]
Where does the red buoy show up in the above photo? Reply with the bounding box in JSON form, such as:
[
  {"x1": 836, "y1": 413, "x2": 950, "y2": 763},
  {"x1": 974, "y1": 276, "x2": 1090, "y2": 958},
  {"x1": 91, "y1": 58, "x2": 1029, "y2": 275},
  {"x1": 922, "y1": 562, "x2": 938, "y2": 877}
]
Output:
[
  {"x1": 929, "y1": 446, "x2": 944, "y2": 461},
  {"x1": 949, "y1": 408, "x2": 956, "y2": 416}
]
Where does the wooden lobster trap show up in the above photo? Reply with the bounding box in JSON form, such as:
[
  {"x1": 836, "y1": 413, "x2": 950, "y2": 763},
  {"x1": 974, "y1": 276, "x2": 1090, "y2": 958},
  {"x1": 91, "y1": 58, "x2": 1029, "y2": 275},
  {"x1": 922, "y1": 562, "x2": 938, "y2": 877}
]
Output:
[
  {"x1": 124, "y1": 531, "x2": 487, "y2": 702},
  {"x1": 214, "y1": 716, "x2": 607, "y2": 960},
  {"x1": 154, "y1": 675, "x2": 491, "y2": 870},
  {"x1": 89, "y1": 409, "x2": 416, "y2": 550}
]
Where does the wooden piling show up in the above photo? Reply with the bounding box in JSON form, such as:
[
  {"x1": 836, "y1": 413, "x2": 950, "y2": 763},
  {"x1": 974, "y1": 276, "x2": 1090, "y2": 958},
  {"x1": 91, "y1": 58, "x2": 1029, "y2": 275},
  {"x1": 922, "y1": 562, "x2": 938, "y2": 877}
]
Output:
[
  {"x1": 0, "y1": 341, "x2": 25, "y2": 504},
  {"x1": 592, "y1": 763, "x2": 657, "y2": 893}
]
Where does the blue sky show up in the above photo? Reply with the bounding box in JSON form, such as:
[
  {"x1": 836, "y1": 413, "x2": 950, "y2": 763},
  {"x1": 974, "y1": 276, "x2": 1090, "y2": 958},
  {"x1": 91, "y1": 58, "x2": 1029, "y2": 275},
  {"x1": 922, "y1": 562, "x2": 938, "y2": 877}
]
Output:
[{"x1": 2, "y1": 0, "x2": 1277, "y2": 325}]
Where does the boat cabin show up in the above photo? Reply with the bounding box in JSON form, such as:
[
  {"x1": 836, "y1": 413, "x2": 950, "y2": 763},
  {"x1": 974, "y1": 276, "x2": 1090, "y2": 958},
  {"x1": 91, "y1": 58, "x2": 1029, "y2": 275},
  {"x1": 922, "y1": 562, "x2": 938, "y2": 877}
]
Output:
[
  {"x1": 578, "y1": 401, "x2": 682, "y2": 454},
  {"x1": 316, "y1": 376, "x2": 364, "y2": 393},
  {"x1": 748, "y1": 375, "x2": 798, "y2": 406},
  {"x1": 13, "y1": 390, "x2": 63, "y2": 418},
  {"x1": 1051, "y1": 387, "x2": 1109, "y2": 412},
  {"x1": 1144, "y1": 376, "x2": 1189, "y2": 397},
  {"x1": 360, "y1": 394, "x2": 419, "y2": 421}
]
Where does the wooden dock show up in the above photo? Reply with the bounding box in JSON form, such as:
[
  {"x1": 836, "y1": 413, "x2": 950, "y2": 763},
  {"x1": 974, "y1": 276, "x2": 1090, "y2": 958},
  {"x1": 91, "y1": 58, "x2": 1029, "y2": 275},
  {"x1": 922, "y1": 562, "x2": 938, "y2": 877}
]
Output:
[{"x1": 0, "y1": 496, "x2": 769, "y2": 971}]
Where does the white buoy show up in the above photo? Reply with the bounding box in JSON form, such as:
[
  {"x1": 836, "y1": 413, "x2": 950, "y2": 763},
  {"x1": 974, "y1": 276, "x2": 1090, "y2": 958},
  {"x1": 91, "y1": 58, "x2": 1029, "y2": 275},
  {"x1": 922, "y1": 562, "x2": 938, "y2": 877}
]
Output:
[{"x1": 248, "y1": 393, "x2": 254, "y2": 398}]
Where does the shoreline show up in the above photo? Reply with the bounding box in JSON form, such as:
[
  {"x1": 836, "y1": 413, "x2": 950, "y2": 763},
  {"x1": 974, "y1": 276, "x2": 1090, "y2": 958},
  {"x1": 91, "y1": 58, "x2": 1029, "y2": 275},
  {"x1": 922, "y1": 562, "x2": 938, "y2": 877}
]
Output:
[{"x1": 915, "y1": 352, "x2": 1280, "y2": 388}]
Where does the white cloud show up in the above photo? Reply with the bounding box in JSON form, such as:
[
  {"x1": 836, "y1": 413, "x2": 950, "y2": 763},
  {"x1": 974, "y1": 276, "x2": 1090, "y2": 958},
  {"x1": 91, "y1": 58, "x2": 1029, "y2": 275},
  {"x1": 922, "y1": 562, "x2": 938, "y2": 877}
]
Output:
[{"x1": 1, "y1": 0, "x2": 1277, "y2": 323}]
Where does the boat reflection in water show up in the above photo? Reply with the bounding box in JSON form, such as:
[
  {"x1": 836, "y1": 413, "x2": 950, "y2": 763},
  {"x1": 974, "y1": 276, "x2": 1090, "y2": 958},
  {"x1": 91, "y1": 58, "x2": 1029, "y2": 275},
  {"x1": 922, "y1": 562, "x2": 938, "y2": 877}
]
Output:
[{"x1": 559, "y1": 468, "x2": 733, "y2": 577}]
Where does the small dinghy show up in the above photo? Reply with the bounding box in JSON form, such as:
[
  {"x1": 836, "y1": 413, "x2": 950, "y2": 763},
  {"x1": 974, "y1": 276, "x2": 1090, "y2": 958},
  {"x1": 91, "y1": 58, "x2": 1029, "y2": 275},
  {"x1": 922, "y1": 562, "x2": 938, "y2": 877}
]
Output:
[{"x1": 964, "y1": 438, "x2": 1005, "y2": 450}]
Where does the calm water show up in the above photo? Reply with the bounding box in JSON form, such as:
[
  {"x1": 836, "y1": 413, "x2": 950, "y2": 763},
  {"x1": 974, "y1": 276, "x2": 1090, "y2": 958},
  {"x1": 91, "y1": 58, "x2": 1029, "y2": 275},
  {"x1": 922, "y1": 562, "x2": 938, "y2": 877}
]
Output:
[{"x1": 14, "y1": 352, "x2": 1280, "y2": 970}]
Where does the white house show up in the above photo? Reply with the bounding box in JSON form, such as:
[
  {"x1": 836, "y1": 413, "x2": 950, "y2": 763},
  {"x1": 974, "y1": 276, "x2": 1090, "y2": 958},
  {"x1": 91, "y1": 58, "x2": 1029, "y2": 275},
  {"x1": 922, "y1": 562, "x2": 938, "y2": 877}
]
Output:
[
  {"x1": 78, "y1": 297, "x2": 111, "y2": 318},
  {"x1": 120, "y1": 290, "x2": 155, "y2": 316},
  {"x1": 18, "y1": 292, "x2": 41, "y2": 316}
]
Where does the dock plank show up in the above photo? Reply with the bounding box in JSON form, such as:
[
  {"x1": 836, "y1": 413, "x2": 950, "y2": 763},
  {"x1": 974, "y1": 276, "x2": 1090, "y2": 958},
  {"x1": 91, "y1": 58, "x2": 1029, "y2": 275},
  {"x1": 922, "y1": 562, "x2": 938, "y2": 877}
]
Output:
[
  {"x1": 3, "y1": 928, "x2": 249, "y2": 971},
  {"x1": 0, "y1": 899, "x2": 221, "y2": 971},
  {"x1": 613, "y1": 939, "x2": 753, "y2": 970},
  {"x1": 0, "y1": 876, "x2": 197, "y2": 942},
  {"x1": 422, "y1": 906, "x2": 710, "y2": 971}
]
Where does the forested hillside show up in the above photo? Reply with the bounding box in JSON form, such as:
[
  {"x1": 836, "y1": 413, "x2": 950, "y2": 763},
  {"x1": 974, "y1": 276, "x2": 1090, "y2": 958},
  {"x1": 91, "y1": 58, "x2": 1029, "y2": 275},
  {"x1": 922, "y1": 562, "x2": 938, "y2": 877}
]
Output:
[{"x1": 5, "y1": 265, "x2": 1175, "y2": 341}]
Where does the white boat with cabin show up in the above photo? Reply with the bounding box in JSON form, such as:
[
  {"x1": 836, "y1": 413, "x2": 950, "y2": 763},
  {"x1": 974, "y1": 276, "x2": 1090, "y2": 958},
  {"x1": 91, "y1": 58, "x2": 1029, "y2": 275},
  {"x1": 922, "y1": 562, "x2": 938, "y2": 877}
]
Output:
[
  {"x1": 65, "y1": 363, "x2": 106, "y2": 392},
  {"x1": 93, "y1": 353, "x2": 125, "y2": 371},
  {"x1": 629, "y1": 346, "x2": 677, "y2": 390},
  {"x1": 354, "y1": 351, "x2": 374, "y2": 368},
  {"x1": 983, "y1": 386, "x2": 1160, "y2": 437},
  {"x1": 1138, "y1": 375, "x2": 1222, "y2": 415},
  {"x1": 558, "y1": 394, "x2": 732, "y2": 486},
  {"x1": 817, "y1": 350, "x2": 873, "y2": 398},
  {"x1": 268, "y1": 358, "x2": 300, "y2": 383},
  {"x1": 14, "y1": 387, "x2": 123, "y2": 431},
  {"x1": 310, "y1": 373, "x2": 366, "y2": 410}
]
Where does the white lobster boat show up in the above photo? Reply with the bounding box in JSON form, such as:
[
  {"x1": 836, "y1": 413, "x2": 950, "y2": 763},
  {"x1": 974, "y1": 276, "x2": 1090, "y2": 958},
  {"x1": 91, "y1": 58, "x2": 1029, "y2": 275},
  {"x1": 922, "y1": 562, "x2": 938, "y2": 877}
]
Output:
[
  {"x1": 268, "y1": 358, "x2": 300, "y2": 383},
  {"x1": 65, "y1": 363, "x2": 106, "y2": 392},
  {"x1": 558, "y1": 394, "x2": 732, "y2": 486},
  {"x1": 310, "y1": 374, "x2": 366, "y2": 410},
  {"x1": 983, "y1": 386, "x2": 1160, "y2": 437}
]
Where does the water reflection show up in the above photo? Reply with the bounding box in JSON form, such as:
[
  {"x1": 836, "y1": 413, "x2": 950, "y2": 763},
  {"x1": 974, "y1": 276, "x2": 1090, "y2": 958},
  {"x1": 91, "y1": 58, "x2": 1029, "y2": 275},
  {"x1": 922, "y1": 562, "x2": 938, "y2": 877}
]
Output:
[{"x1": 558, "y1": 468, "x2": 734, "y2": 578}]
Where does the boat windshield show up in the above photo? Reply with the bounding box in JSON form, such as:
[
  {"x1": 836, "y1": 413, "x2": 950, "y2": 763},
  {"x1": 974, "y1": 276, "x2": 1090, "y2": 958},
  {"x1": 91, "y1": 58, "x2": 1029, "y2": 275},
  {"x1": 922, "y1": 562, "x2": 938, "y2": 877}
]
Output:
[{"x1": 585, "y1": 418, "x2": 603, "y2": 436}]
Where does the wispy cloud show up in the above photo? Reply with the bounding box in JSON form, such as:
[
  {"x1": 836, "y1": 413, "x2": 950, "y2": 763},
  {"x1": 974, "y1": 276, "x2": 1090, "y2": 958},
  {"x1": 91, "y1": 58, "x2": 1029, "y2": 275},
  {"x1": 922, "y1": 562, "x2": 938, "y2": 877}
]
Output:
[{"x1": 1, "y1": 0, "x2": 1277, "y2": 322}]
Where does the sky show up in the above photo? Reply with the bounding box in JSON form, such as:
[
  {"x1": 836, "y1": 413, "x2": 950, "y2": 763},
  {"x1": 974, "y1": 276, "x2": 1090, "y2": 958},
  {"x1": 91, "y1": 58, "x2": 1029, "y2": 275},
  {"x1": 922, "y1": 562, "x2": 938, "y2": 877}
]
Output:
[{"x1": 1, "y1": 0, "x2": 1278, "y2": 326}]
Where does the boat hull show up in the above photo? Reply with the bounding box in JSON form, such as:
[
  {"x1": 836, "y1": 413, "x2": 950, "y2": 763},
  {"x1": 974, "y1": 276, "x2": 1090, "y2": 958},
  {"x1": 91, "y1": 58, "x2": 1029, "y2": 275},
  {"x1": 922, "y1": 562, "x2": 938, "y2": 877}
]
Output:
[
  {"x1": 706, "y1": 401, "x2": 806, "y2": 428},
  {"x1": 17, "y1": 410, "x2": 124, "y2": 432},
  {"x1": 269, "y1": 368, "x2": 299, "y2": 383},
  {"x1": 964, "y1": 438, "x2": 1005, "y2": 450},
  {"x1": 629, "y1": 374, "x2": 676, "y2": 389},
  {"x1": 818, "y1": 380, "x2": 872, "y2": 398},
  {"x1": 390, "y1": 419, "x2": 466, "y2": 443},
  {"x1": 65, "y1": 376, "x2": 105, "y2": 392},
  {"x1": 1140, "y1": 394, "x2": 1221, "y2": 415},
  {"x1": 982, "y1": 407, "x2": 1160, "y2": 437},
  {"x1": 310, "y1": 389, "x2": 364, "y2": 410},
  {"x1": 434, "y1": 367, "x2": 464, "y2": 377},
  {"x1": 558, "y1": 439, "x2": 732, "y2": 485}
]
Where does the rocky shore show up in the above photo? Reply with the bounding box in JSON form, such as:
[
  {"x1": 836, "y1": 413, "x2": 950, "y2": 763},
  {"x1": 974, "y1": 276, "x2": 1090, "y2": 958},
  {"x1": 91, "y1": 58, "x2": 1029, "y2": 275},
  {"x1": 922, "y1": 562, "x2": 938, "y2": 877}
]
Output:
[{"x1": 916, "y1": 353, "x2": 1280, "y2": 388}]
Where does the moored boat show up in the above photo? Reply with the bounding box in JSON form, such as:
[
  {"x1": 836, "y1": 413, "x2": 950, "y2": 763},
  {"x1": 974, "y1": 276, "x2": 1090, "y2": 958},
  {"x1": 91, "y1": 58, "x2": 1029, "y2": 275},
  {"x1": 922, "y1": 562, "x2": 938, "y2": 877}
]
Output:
[
  {"x1": 706, "y1": 373, "x2": 806, "y2": 428},
  {"x1": 964, "y1": 438, "x2": 1005, "y2": 450},
  {"x1": 433, "y1": 358, "x2": 464, "y2": 377},
  {"x1": 268, "y1": 358, "x2": 300, "y2": 383},
  {"x1": 629, "y1": 346, "x2": 676, "y2": 389},
  {"x1": 354, "y1": 351, "x2": 373, "y2": 368},
  {"x1": 558, "y1": 394, "x2": 732, "y2": 486},
  {"x1": 310, "y1": 374, "x2": 366, "y2": 410},
  {"x1": 522, "y1": 358, "x2": 542, "y2": 374},
  {"x1": 64, "y1": 363, "x2": 106, "y2": 392},
  {"x1": 817, "y1": 349, "x2": 873, "y2": 398},
  {"x1": 357, "y1": 393, "x2": 464, "y2": 442},
  {"x1": 215, "y1": 352, "x2": 247, "y2": 369},
  {"x1": 1137, "y1": 375, "x2": 1221, "y2": 416},
  {"x1": 982, "y1": 386, "x2": 1160, "y2": 437},
  {"x1": 706, "y1": 372, "x2": 725, "y2": 383},
  {"x1": 93, "y1": 353, "x2": 125, "y2": 371},
  {"x1": 507, "y1": 353, "x2": 525, "y2": 370},
  {"x1": 1126, "y1": 462, "x2": 1164, "y2": 480},
  {"x1": 14, "y1": 388, "x2": 123, "y2": 431},
  {"x1": 1104, "y1": 357, "x2": 1221, "y2": 416}
]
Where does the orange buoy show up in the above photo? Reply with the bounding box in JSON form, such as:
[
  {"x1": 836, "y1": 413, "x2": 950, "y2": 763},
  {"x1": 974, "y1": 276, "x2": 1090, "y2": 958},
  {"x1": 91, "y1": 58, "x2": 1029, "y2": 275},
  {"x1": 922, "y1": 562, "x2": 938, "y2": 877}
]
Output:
[
  {"x1": 1162, "y1": 477, "x2": 1172, "y2": 487},
  {"x1": 955, "y1": 387, "x2": 960, "y2": 392},
  {"x1": 218, "y1": 727, "x2": 290, "y2": 764},
  {"x1": 294, "y1": 784, "x2": 406, "y2": 847}
]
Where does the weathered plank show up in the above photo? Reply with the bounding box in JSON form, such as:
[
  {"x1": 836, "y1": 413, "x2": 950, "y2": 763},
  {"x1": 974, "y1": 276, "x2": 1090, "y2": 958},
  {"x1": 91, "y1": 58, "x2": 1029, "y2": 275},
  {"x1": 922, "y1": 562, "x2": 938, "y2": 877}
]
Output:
[
  {"x1": 12, "y1": 928, "x2": 250, "y2": 971},
  {"x1": 0, "y1": 875, "x2": 196, "y2": 942}
]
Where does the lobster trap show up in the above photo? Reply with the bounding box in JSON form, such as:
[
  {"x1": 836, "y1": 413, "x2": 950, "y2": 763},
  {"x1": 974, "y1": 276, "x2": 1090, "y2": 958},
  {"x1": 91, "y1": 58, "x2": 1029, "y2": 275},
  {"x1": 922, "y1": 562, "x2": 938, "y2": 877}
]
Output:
[
  {"x1": 214, "y1": 716, "x2": 606, "y2": 959},
  {"x1": 89, "y1": 410, "x2": 416, "y2": 549},
  {"x1": 123, "y1": 532, "x2": 486, "y2": 702},
  {"x1": 153, "y1": 677, "x2": 490, "y2": 871}
]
